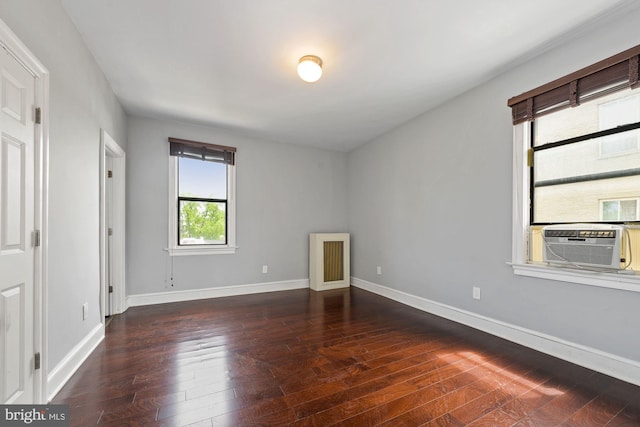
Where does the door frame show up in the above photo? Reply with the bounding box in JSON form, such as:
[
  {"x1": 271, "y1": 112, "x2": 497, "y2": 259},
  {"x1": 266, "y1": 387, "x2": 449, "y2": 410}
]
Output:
[
  {"x1": 0, "y1": 19, "x2": 49, "y2": 403},
  {"x1": 100, "y1": 130, "x2": 126, "y2": 318}
]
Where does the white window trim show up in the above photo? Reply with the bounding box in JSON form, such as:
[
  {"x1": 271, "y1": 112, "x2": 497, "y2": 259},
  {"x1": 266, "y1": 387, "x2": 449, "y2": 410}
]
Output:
[
  {"x1": 167, "y1": 156, "x2": 237, "y2": 256},
  {"x1": 510, "y1": 122, "x2": 640, "y2": 292}
]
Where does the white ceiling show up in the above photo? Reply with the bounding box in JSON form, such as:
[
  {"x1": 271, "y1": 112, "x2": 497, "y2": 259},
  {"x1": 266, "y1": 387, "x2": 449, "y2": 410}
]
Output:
[{"x1": 61, "y1": 0, "x2": 637, "y2": 151}]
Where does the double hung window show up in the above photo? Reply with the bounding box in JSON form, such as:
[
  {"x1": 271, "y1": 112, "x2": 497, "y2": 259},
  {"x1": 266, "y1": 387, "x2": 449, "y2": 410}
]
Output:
[
  {"x1": 168, "y1": 137, "x2": 237, "y2": 255},
  {"x1": 509, "y1": 45, "x2": 640, "y2": 276}
]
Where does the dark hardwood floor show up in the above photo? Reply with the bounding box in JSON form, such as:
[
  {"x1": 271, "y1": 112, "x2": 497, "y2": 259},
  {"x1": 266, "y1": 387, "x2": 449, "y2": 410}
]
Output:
[{"x1": 52, "y1": 287, "x2": 640, "y2": 426}]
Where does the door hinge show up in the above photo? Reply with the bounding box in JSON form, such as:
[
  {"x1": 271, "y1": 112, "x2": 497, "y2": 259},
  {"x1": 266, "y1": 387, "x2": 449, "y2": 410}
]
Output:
[
  {"x1": 108, "y1": 228, "x2": 113, "y2": 236},
  {"x1": 108, "y1": 286, "x2": 113, "y2": 293},
  {"x1": 107, "y1": 170, "x2": 113, "y2": 178},
  {"x1": 527, "y1": 148, "x2": 534, "y2": 167},
  {"x1": 34, "y1": 352, "x2": 41, "y2": 370},
  {"x1": 33, "y1": 230, "x2": 41, "y2": 247},
  {"x1": 35, "y1": 107, "x2": 41, "y2": 124}
]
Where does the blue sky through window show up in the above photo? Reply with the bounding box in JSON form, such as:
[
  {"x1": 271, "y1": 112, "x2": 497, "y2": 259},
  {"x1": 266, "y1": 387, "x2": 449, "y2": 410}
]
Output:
[{"x1": 178, "y1": 157, "x2": 227, "y2": 199}]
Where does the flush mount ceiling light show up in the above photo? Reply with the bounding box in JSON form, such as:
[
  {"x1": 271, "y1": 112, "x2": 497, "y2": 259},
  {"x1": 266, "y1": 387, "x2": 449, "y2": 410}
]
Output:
[{"x1": 297, "y1": 55, "x2": 323, "y2": 83}]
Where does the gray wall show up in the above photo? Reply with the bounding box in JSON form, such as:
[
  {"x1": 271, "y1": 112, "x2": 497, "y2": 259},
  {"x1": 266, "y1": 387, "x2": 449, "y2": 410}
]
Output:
[
  {"x1": 127, "y1": 116, "x2": 348, "y2": 295},
  {"x1": 0, "y1": 1, "x2": 127, "y2": 369},
  {"x1": 347, "y1": 8, "x2": 640, "y2": 361}
]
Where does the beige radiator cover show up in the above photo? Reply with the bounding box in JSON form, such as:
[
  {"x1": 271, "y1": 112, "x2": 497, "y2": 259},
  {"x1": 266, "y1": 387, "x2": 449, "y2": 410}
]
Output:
[{"x1": 309, "y1": 233, "x2": 350, "y2": 291}]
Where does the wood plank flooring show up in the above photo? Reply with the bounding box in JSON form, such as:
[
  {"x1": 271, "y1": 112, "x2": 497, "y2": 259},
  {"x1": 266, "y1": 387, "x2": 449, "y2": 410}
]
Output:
[{"x1": 52, "y1": 287, "x2": 640, "y2": 426}]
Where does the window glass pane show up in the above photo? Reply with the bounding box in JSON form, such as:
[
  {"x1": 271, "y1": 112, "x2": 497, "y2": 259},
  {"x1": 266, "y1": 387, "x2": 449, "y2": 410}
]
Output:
[
  {"x1": 600, "y1": 134, "x2": 638, "y2": 156},
  {"x1": 534, "y1": 89, "x2": 640, "y2": 147},
  {"x1": 532, "y1": 134, "x2": 640, "y2": 223},
  {"x1": 621, "y1": 199, "x2": 638, "y2": 220},
  {"x1": 602, "y1": 201, "x2": 619, "y2": 221},
  {"x1": 179, "y1": 200, "x2": 226, "y2": 245},
  {"x1": 599, "y1": 95, "x2": 639, "y2": 129},
  {"x1": 534, "y1": 132, "x2": 640, "y2": 182},
  {"x1": 599, "y1": 94, "x2": 640, "y2": 156},
  {"x1": 178, "y1": 157, "x2": 227, "y2": 199}
]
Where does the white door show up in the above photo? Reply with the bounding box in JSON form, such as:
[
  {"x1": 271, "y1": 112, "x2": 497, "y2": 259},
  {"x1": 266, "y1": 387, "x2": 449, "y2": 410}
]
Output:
[{"x1": 0, "y1": 46, "x2": 36, "y2": 404}]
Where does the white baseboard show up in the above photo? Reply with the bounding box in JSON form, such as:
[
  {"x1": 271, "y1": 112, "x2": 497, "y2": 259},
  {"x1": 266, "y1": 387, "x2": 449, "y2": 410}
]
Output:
[
  {"x1": 47, "y1": 323, "x2": 104, "y2": 401},
  {"x1": 351, "y1": 277, "x2": 640, "y2": 387},
  {"x1": 127, "y1": 279, "x2": 309, "y2": 307}
]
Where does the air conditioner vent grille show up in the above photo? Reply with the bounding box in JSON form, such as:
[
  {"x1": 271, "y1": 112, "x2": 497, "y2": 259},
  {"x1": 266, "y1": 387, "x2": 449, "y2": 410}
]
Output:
[{"x1": 542, "y1": 224, "x2": 624, "y2": 269}]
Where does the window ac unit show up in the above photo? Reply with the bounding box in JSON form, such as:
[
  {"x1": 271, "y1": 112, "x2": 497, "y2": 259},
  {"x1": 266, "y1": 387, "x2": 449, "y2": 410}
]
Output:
[{"x1": 542, "y1": 224, "x2": 624, "y2": 269}]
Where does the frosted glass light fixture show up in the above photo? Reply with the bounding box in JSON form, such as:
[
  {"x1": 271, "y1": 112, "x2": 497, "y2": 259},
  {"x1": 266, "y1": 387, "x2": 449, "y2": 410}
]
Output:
[{"x1": 297, "y1": 55, "x2": 323, "y2": 83}]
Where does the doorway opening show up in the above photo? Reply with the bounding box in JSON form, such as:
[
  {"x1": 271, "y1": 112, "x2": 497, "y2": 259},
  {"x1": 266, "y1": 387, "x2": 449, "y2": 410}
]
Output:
[{"x1": 100, "y1": 130, "x2": 125, "y2": 327}]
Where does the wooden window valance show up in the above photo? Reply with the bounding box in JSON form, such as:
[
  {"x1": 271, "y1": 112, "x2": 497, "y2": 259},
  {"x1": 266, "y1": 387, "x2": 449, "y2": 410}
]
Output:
[
  {"x1": 168, "y1": 137, "x2": 236, "y2": 165},
  {"x1": 508, "y1": 44, "x2": 640, "y2": 125}
]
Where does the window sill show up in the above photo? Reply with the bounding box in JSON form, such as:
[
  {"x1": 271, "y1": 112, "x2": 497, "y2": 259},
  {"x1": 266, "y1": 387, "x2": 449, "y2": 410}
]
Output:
[
  {"x1": 167, "y1": 246, "x2": 237, "y2": 256},
  {"x1": 510, "y1": 262, "x2": 640, "y2": 293}
]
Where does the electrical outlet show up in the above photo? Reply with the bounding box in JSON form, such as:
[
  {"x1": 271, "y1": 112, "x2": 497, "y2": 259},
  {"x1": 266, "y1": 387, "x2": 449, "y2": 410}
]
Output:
[
  {"x1": 262, "y1": 265, "x2": 268, "y2": 274},
  {"x1": 82, "y1": 302, "x2": 89, "y2": 320},
  {"x1": 376, "y1": 266, "x2": 382, "y2": 275},
  {"x1": 472, "y1": 287, "x2": 481, "y2": 300}
]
